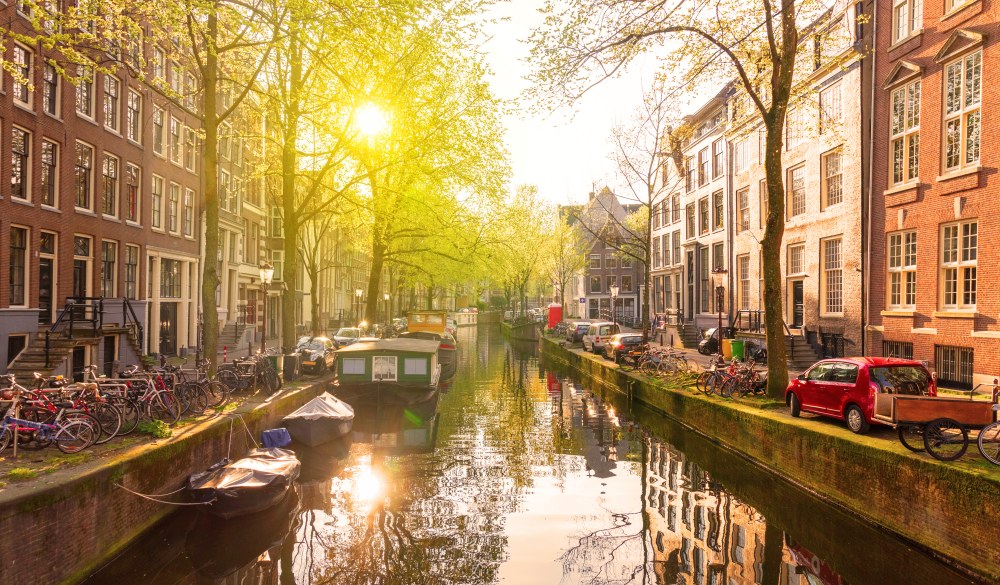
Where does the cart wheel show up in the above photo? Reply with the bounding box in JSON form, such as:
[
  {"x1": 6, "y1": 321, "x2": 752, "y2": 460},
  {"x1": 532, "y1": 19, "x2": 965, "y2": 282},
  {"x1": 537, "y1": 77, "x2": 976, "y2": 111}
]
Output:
[
  {"x1": 976, "y1": 421, "x2": 1000, "y2": 465},
  {"x1": 897, "y1": 424, "x2": 925, "y2": 452},
  {"x1": 922, "y1": 418, "x2": 968, "y2": 461}
]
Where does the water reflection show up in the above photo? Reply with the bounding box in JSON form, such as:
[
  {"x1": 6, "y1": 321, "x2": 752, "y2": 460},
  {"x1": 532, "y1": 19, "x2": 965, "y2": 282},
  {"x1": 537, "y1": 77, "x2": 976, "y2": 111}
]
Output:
[{"x1": 81, "y1": 327, "x2": 982, "y2": 585}]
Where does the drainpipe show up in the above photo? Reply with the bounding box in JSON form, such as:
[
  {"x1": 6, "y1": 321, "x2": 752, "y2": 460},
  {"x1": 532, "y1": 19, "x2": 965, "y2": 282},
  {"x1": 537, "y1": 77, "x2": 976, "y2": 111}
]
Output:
[{"x1": 862, "y1": 0, "x2": 877, "y2": 356}]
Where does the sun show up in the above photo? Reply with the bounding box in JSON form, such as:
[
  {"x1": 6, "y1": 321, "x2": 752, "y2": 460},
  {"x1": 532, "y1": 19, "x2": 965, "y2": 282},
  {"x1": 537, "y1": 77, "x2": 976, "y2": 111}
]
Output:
[{"x1": 354, "y1": 103, "x2": 390, "y2": 138}]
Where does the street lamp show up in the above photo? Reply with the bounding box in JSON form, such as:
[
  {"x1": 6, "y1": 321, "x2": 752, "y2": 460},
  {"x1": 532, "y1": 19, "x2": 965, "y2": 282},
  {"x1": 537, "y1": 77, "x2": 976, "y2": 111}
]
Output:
[
  {"x1": 712, "y1": 268, "x2": 728, "y2": 356},
  {"x1": 609, "y1": 284, "x2": 619, "y2": 328},
  {"x1": 383, "y1": 293, "x2": 390, "y2": 333},
  {"x1": 259, "y1": 262, "x2": 274, "y2": 354},
  {"x1": 354, "y1": 288, "x2": 363, "y2": 325}
]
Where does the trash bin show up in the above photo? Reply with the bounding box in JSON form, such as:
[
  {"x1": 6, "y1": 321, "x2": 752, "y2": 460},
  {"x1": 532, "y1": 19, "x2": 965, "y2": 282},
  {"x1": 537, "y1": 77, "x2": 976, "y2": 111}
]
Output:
[
  {"x1": 265, "y1": 354, "x2": 282, "y2": 378},
  {"x1": 282, "y1": 354, "x2": 300, "y2": 381},
  {"x1": 721, "y1": 338, "x2": 734, "y2": 359},
  {"x1": 731, "y1": 339, "x2": 746, "y2": 361}
]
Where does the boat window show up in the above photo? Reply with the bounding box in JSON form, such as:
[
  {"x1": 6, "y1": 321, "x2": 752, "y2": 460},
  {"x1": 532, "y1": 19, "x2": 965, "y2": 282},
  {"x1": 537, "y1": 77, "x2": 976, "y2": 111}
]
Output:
[
  {"x1": 373, "y1": 356, "x2": 397, "y2": 381},
  {"x1": 342, "y1": 358, "x2": 365, "y2": 375},
  {"x1": 404, "y1": 357, "x2": 428, "y2": 376}
]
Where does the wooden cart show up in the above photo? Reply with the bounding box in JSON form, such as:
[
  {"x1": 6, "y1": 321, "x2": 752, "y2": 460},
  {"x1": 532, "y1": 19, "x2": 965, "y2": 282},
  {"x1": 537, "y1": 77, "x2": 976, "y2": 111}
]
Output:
[{"x1": 872, "y1": 392, "x2": 999, "y2": 461}]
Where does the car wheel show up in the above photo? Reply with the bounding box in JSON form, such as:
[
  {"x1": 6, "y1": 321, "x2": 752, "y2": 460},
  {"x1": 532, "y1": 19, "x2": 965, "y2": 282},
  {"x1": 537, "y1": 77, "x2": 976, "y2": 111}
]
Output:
[
  {"x1": 845, "y1": 405, "x2": 870, "y2": 434},
  {"x1": 789, "y1": 393, "x2": 801, "y2": 417}
]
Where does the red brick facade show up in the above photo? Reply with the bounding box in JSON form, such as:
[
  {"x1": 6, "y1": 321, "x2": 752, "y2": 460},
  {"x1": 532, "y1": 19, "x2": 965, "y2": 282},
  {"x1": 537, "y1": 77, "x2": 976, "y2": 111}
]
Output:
[{"x1": 869, "y1": 0, "x2": 997, "y2": 387}]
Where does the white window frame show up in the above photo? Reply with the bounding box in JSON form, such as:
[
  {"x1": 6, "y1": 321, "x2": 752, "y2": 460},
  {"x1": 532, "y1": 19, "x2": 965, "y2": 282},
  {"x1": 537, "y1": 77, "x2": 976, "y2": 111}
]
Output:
[
  {"x1": 888, "y1": 231, "x2": 917, "y2": 309},
  {"x1": 169, "y1": 116, "x2": 182, "y2": 164},
  {"x1": 151, "y1": 174, "x2": 164, "y2": 230},
  {"x1": 75, "y1": 65, "x2": 95, "y2": 119},
  {"x1": 940, "y1": 221, "x2": 977, "y2": 310},
  {"x1": 152, "y1": 107, "x2": 165, "y2": 156},
  {"x1": 103, "y1": 75, "x2": 120, "y2": 132},
  {"x1": 100, "y1": 240, "x2": 117, "y2": 298},
  {"x1": 787, "y1": 164, "x2": 806, "y2": 218},
  {"x1": 891, "y1": 0, "x2": 922, "y2": 43},
  {"x1": 12, "y1": 44, "x2": 32, "y2": 108},
  {"x1": 787, "y1": 244, "x2": 805, "y2": 276},
  {"x1": 125, "y1": 163, "x2": 140, "y2": 224},
  {"x1": 342, "y1": 357, "x2": 365, "y2": 375},
  {"x1": 943, "y1": 50, "x2": 981, "y2": 173},
  {"x1": 737, "y1": 188, "x2": 750, "y2": 232},
  {"x1": 821, "y1": 148, "x2": 844, "y2": 209},
  {"x1": 101, "y1": 153, "x2": 119, "y2": 218},
  {"x1": 821, "y1": 237, "x2": 844, "y2": 315},
  {"x1": 819, "y1": 82, "x2": 842, "y2": 135},
  {"x1": 40, "y1": 139, "x2": 59, "y2": 208},
  {"x1": 126, "y1": 90, "x2": 142, "y2": 143},
  {"x1": 890, "y1": 79, "x2": 920, "y2": 186},
  {"x1": 9, "y1": 225, "x2": 30, "y2": 307},
  {"x1": 42, "y1": 61, "x2": 59, "y2": 117},
  {"x1": 403, "y1": 357, "x2": 428, "y2": 376},
  {"x1": 75, "y1": 141, "x2": 95, "y2": 211},
  {"x1": 738, "y1": 254, "x2": 750, "y2": 310},
  {"x1": 11, "y1": 126, "x2": 32, "y2": 201}
]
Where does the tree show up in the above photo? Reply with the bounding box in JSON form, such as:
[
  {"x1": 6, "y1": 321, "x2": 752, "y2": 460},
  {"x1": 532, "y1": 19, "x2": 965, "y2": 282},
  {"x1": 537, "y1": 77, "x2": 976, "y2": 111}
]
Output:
[
  {"x1": 490, "y1": 185, "x2": 552, "y2": 319},
  {"x1": 529, "y1": 0, "x2": 843, "y2": 397},
  {"x1": 539, "y1": 215, "x2": 589, "y2": 313}
]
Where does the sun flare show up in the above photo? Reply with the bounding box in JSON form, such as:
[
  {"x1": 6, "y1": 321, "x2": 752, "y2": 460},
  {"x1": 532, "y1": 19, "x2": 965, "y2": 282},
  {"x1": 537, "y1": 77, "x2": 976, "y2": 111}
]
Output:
[{"x1": 354, "y1": 103, "x2": 390, "y2": 138}]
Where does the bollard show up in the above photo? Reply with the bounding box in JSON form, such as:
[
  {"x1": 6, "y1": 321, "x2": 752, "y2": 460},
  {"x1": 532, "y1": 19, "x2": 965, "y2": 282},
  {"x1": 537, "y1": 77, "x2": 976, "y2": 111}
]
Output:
[{"x1": 223, "y1": 346, "x2": 228, "y2": 363}]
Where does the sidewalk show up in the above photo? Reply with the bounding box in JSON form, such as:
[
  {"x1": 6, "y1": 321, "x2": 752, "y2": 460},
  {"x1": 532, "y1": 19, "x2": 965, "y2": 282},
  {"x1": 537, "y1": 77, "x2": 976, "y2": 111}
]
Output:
[{"x1": 165, "y1": 337, "x2": 285, "y2": 368}]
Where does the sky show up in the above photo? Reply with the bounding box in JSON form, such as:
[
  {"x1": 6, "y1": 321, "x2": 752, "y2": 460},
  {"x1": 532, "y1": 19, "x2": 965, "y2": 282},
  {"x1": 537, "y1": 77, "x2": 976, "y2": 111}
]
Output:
[{"x1": 480, "y1": 3, "x2": 662, "y2": 207}]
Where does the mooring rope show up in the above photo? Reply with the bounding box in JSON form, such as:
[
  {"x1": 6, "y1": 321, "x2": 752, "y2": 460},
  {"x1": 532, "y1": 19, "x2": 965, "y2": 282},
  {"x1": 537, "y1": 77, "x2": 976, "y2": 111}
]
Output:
[{"x1": 114, "y1": 483, "x2": 215, "y2": 506}]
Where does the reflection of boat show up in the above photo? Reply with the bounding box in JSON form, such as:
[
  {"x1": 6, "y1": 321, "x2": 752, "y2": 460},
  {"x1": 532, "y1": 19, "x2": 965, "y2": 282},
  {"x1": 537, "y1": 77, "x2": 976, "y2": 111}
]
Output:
[
  {"x1": 398, "y1": 331, "x2": 458, "y2": 380},
  {"x1": 186, "y1": 490, "x2": 299, "y2": 579},
  {"x1": 188, "y1": 448, "x2": 301, "y2": 519},
  {"x1": 785, "y1": 536, "x2": 846, "y2": 585},
  {"x1": 282, "y1": 392, "x2": 355, "y2": 446},
  {"x1": 293, "y1": 433, "x2": 353, "y2": 482},
  {"x1": 334, "y1": 338, "x2": 441, "y2": 405},
  {"x1": 351, "y1": 393, "x2": 441, "y2": 455}
]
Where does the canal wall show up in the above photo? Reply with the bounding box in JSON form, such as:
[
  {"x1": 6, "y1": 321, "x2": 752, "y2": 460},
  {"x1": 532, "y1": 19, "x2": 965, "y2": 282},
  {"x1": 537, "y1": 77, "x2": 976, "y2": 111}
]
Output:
[
  {"x1": 0, "y1": 381, "x2": 329, "y2": 585},
  {"x1": 540, "y1": 336, "x2": 1000, "y2": 583}
]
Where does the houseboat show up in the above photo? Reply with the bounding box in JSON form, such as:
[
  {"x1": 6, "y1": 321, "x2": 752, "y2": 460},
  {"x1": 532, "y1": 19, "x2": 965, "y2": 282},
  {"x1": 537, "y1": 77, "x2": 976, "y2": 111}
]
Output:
[
  {"x1": 405, "y1": 311, "x2": 457, "y2": 379},
  {"x1": 450, "y1": 310, "x2": 478, "y2": 327},
  {"x1": 333, "y1": 338, "x2": 441, "y2": 405}
]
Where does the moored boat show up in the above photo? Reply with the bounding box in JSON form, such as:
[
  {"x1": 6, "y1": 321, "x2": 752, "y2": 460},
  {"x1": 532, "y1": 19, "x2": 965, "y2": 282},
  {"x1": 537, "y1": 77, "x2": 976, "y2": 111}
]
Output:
[
  {"x1": 281, "y1": 392, "x2": 355, "y2": 446},
  {"x1": 187, "y1": 448, "x2": 301, "y2": 519},
  {"x1": 398, "y1": 330, "x2": 457, "y2": 380},
  {"x1": 333, "y1": 338, "x2": 441, "y2": 405}
]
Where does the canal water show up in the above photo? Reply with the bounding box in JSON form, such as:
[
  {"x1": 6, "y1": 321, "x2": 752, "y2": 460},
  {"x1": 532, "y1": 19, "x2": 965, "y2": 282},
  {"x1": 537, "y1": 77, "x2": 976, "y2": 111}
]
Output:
[{"x1": 81, "y1": 326, "x2": 982, "y2": 585}]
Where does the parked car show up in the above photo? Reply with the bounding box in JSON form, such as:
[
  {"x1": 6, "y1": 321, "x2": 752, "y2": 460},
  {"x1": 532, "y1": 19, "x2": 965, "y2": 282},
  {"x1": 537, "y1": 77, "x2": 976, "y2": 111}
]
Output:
[
  {"x1": 295, "y1": 337, "x2": 337, "y2": 374},
  {"x1": 565, "y1": 321, "x2": 591, "y2": 343},
  {"x1": 604, "y1": 333, "x2": 644, "y2": 363},
  {"x1": 504, "y1": 310, "x2": 513, "y2": 321},
  {"x1": 582, "y1": 322, "x2": 621, "y2": 354},
  {"x1": 697, "y1": 327, "x2": 720, "y2": 355},
  {"x1": 785, "y1": 357, "x2": 936, "y2": 434},
  {"x1": 333, "y1": 327, "x2": 362, "y2": 346}
]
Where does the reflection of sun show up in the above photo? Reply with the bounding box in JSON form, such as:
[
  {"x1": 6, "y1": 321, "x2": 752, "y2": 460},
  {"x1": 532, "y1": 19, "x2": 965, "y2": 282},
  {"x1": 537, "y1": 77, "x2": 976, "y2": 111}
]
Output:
[{"x1": 351, "y1": 467, "x2": 385, "y2": 510}]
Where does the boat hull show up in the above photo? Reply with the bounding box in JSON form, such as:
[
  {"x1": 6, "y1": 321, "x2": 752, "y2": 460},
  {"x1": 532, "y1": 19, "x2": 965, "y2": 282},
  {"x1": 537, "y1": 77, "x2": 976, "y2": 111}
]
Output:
[
  {"x1": 334, "y1": 381, "x2": 438, "y2": 406},
  {"x1": 187, "y1": 448, "x2": 301, "y2": 519},
  {"x1": 283, "y1": 416, "x2": 353, "y2": 447}
]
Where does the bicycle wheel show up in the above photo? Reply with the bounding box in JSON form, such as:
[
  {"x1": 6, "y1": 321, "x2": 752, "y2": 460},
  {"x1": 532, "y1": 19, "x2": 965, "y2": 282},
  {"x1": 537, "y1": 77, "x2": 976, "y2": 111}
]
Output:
[
  {"x1": 0, "y1": 427, "x2": 10, "y2": 452},
  {"x1": 707, "y1": 373, "x2": 727, "y2": 396},
  {"x1": 669, "y1": 356, "x2": 690, "y2": 374},
  {"x1": 89, "y1": 402, "x2": 123, "y2": 444},
  {"x1": 17, "y1": 407, "x2": 55, "y2": 449},
  {"x1": 147, "y1": 391, "x2": 181, "y2": 424},
  {"x1": 215, "y1": 369, "x2": 241, "y2": 393},
  {"x1": 897, "y1": 424, "x2": 925, "y2": 452},
  {"x1": 113, "y1": 398, "x2": 141, "y2": 435},
  {"x1": 202, "y1": 381, "x2": 230, "y2": 409},
  {"x1": 55, "y1": 419, "x2": 97, "y2": 453},
  {"x1": 923, "y1": 418, "x2": 968, "y2": 461},
  {"x1": 719, "y1": 377, "x2": 739, "y2": 398},
  {"x1": 696, "y1": 371, "x2": 711, "y2": 393},
  {"x1": 176, "y1": 382, "x2": 207, "y2": 415},
  {"x1": 263, "y1": 369, "x2": 280, "y2": 393},
  {"x1": 976, "y1": 421, "x2": 1000, "y2": 465}
]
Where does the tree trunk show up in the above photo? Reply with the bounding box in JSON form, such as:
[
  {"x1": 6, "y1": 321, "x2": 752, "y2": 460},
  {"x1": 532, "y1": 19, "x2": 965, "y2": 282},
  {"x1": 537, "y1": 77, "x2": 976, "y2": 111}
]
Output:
[
  {"x1": 309, "y1": 263, "x2": 321, "y2": 337},
  {"x1": 364, "y1": 240, "x2": 384, "y2": 324},
  {"x1": 199, "y1": 9, "x2": 221, "y2": 372},
  {"x1": 763, "y1": 120, "x2": 789, "y2": 398},
  {"x1": 280, "y1": 24, "x2": 302, "y2": 353}
]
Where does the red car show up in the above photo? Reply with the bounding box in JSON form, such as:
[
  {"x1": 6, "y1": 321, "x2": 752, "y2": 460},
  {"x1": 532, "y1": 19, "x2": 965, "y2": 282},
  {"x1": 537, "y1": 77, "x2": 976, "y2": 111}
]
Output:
[{"x1": 785, "y1": 357, "x2": 936, "y2": 434}]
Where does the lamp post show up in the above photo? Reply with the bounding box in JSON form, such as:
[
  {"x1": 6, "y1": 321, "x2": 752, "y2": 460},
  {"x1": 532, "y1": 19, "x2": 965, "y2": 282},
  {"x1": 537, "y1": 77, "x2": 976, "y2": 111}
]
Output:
[
  {"x1": 354, "y1": 288, "x2": 363, "y2": 325},
  {"x1": 712, "y1": 268, "x2": 728, "y2": 356},
  {"x1": 609, "y1": 284, "x2": 619, "y2": 328},
  {"x1": 383, "y1": 292, "x2": 390, "y2": 334},
  {"x1": 259, "y1": 262, "x2": 274, "y2": 354}
]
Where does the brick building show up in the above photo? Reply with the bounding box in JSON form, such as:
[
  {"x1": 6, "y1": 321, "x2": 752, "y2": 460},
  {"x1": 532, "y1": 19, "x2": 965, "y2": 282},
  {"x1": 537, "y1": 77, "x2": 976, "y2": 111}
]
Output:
[
  {"x1": 0, "y1": 7, "x2": 202, "y2": 375},
  {"x1": 869, "y1": 0, "x2": 997, "y2": 388}
]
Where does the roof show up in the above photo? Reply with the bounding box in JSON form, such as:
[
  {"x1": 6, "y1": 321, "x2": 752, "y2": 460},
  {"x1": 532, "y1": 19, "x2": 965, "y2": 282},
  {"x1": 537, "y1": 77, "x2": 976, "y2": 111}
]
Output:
[
  {"x1": 816, "y1": 357, "x2": 925, "y2": 367},
  {"x1": 336, "y1": 338, "x2": 440, "y2": 355}
]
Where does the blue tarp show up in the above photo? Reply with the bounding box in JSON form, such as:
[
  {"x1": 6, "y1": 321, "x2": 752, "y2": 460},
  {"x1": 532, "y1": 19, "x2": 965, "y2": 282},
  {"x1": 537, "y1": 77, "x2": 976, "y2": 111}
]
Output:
[{"x1": 261, "y1": 428, "x2": 292, "y2": 448}]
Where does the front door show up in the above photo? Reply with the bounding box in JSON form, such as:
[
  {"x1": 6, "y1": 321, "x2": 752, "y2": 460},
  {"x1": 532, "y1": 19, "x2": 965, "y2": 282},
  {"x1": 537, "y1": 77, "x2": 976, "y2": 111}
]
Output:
[
  {"x1": 72, "y1": 346, "x2": 86, "y2": 382},
  {"x1": 103, "y1": 335, "x2": 117, "y2": 377},
  {"x1": 686, "y1": 252, "x2": 695, "y2": 321},
  {"x1": 791, "y1": 281, "x2": 804, "y2": 328},
  {"x1": 39, "y1": 258, "x2": 54, "y2": 324},
  {"x1": 159, "y1": 303, "x2": 177, "y2": 356}
]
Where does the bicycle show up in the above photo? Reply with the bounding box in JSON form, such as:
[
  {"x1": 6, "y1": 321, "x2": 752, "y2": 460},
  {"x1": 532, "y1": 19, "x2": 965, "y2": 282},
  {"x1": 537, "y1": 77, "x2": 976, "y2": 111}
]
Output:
[
  {"x1": 696, "y1": 355, "x2": 730, "y2": 395},
  {"x1": 0, "y1": 389, "x2": 98, "y2": 453}
]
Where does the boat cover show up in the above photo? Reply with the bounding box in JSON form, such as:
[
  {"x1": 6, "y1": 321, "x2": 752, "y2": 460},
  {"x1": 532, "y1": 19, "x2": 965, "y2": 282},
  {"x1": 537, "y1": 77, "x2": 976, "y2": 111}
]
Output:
[
  {"x1": 284, "y1": 392, "x2": 354, "y2": 422},
  {"x1": 188, "y1": 448, "x2": 300, "y2": 493}
]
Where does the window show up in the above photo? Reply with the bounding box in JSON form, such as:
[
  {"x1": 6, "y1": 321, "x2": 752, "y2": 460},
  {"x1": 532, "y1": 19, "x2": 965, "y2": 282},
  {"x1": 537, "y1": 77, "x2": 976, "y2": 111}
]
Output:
[
  {"x1": 737, "y1": 188, "x2": 750, "y2": 232},
  {"x1": 712, "y1": 190, "x2": 724, "y2": 230},
  {"x1": 169, "y1": 61, "x2": 182, "y2": 94},
  {"x1": 220, "y1": 170, "x2": 231, "y2": 210},
  {"x1": 733, "y1": 138, "x2": 749, "y2": 173},
  {"x1": 671, "y1": 194, "x2": 680, "y2": 223},
  {"x1": 712, "y1": 139, "x2": 724, "y2": 178},
  {"x1": 183, "y1": 188, "x2": 194, "y2": 236},
  {"x1": 819, "y1": 82, "x2": 842, "y2": 134},
  {"x1": 184, "y1": 127, "x2": 196, "y2": 170},
  {"x1": 124, "y1": 245, "x2": 139, "y2": 299},
  {"x1": 712, "y1": 242, "x2": 724, "y2": 272},
  {"x1": 75, "y1": 66, "x2": 94, "y2": 118},
  {"x1": 787, "y1": 165, "x2": 806, "y2": 218},
  {"x1": 888, "y1": 231, "x2": 917, "y2": 308},
  {"x1": 41, "y1": 140, "x2": 58, "y2": 206},
  {"x1": 883, "y1": 340, "x2": 914, "y2": 360},
  {"x1": 653, "y1": 238, "x2": 661, "y2": 267},
  {"x1": 698, "y1": 197, "x2": 709, "y2": 235},
  {"x1": 605, "y1": 254, "x2": 617, "y2": 269},
  {"x1": 126, "y1": 90, "x2": 141, "y2": 143},
  {"x1": 652, "y1": 203, "x2": 661, "y2": 230},
  {"x1": 160, "y1": 259, "x2": 181, "y2": 298},
  {"x1": 606, "y1": 275, "x2": 617, "y2": 291},
  {"x1": 698, "y1": 147, "x2": 710, "y2": 186},
  {"x1": 100, "y1": 241, "x2": 117, "y2": 297},
  {"x1": 822, "y1": 238, "x2": 843, "y2": 314},
  {"x1": 589, "y1": 254, "x2": 601, "y2": 269},
  {"x1": 13, "y1": 45, "x2": 32, "y2": 106},
  {"x1": 699, "y1": 247, "x2": 710, "y2": 313},
  {"x1": 103, "y1": 75, "x2": 120, "y2": 131},
  {"x1": 622, "y1": 275, "x2": 633, "y2": 292},
  {"x1": 621, "y1": 256, "x2": 633, "y2": 269},
  {"x1": 169, "y1": 117, "x2": 182, "y2": 164},
  {"x1": 270, "y1": 206, "x2": 283, "y2": 237},
  {"x1": 125, "y1": 164, "x2": 140, "y2": 222},
  {"x1": 43, "y1": 62, "x2": 59, "y2": 116},
  {"x1": 944, "y1": 50, "x2": 981, "y2": 172},
  {"x1": 672, "y1": 232, "x2": 681, "y2": 265},
  {"x1": 102, "y1": 154, "x2": 119, "y2": 216},
  {"x1": 788, "y1": 244, "x2": 805, "y2": 275},
  {"x1": 659, "y1": 236, "x2": 667, "y2": 266},
  {"x1": 185, "y1": 72, "x2": 196, "y2": 110},
  {"x1": 9, "y1": 227, "x2": 28, "y2": 306},
  {"x1": 168, "y1": 183, "x2": 180, "y2": 233},
  {"x1": 786, "y1": 106, "x2": 806, "y2": 149},
  {"x1": 822, "y1": 150, "x2": 843, "y2": 208},
  {"x1": 403, "y1": 358, "x2": 428, "y2": 376},
  {"x1": 151, "y1": 175, "x2": 164, "y2": 229},
  {"x1": 890, "y1": 80, "x2": 920, "y2": 185},
  {"x1": 342, "y1": 358, "x2": 366, "y2": 375},
  {"x1": 759, "y1": 180, "x2": 769, "y2": 229},
  {"x1": 589, "y1": 276, "x2": 602, "y2": 293},
  {"x1": 75, "y1": 142, "x2": 94, "y2": 209},
  {"x1": 11, "y1": 127, "x2": 30, "y2": 200},
  {"x1": 738, "y1": 255, "x2": 750, "y2": 310},
  {"x1": 935, "y1": 345, "x2": 973, "y2": 389},
  {"x1": 686, "y1": 204, "x2": 695, "y2": 239},
  {"x1": 152, "y1": 107, "x2": 165, "y2": 155},
  {"x1": 685, "y1": 157, "x2": 695, "y2": 192},
  {"x1": 152, "y1": 48, "x2": 165, "y2": 81},
  {"x1": 940, "y1": 221, "x2": 976, "y2": 309},
  {"x1": 892, "y1": 0, "x2": 921, "y2": 42}
]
